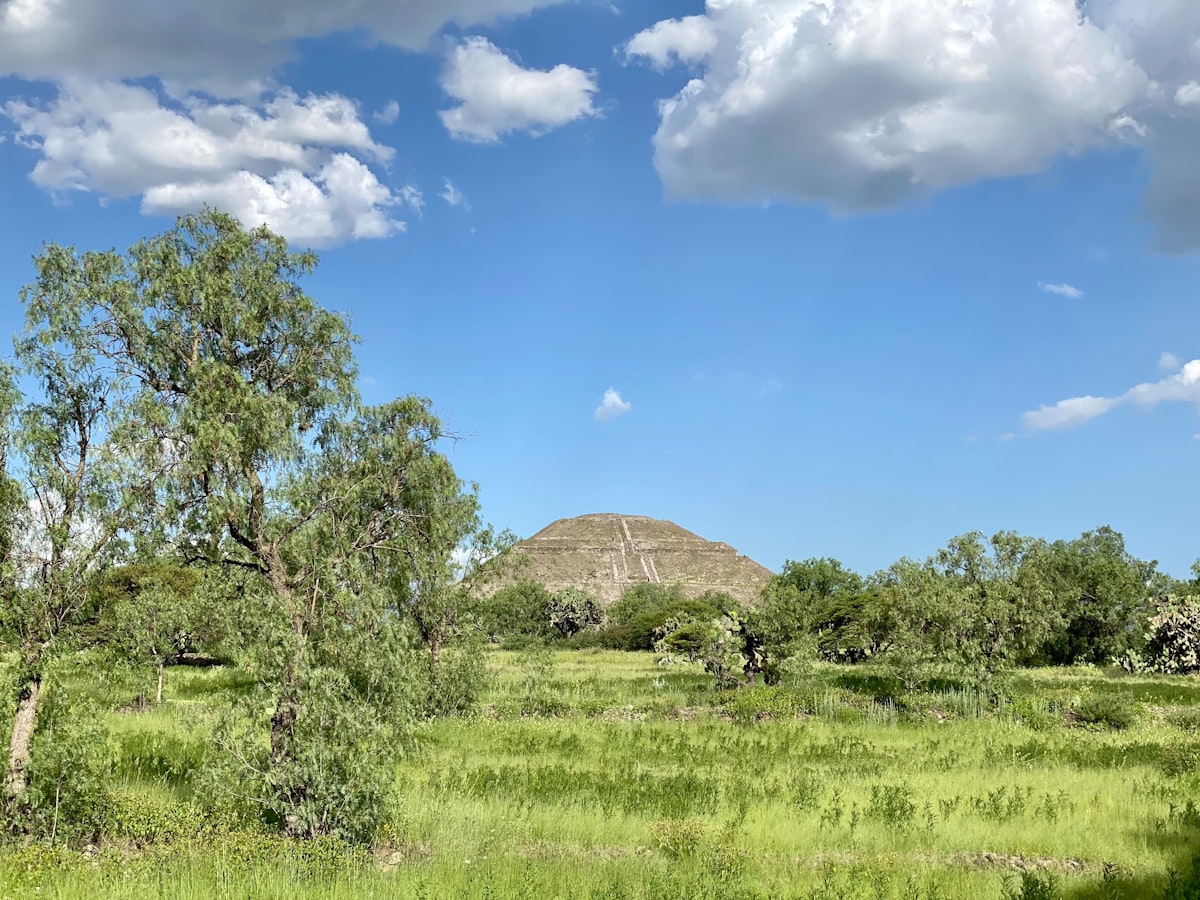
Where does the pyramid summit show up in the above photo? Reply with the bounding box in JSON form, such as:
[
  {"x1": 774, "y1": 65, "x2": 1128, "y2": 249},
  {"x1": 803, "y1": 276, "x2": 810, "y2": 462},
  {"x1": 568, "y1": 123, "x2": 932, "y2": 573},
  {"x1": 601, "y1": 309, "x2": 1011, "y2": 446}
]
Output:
[{"x1": 499, "y1": 513, "x2": 774, "y2": 606}]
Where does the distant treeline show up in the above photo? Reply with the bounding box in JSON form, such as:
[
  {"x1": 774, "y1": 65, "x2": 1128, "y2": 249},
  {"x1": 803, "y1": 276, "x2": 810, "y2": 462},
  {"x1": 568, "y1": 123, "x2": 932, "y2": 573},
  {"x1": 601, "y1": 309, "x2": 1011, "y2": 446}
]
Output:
[{"x1": 480, "y1": 526, "x2": 1200, "y2": 689}]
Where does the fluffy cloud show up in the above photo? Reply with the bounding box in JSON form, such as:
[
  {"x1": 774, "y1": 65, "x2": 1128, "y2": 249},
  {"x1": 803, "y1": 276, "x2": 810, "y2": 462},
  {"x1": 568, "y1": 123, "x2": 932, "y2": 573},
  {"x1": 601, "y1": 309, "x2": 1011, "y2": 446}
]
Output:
[
  {"x1": 0, "y1": 0, "x2": 571, "y2": 90},
  {"x1": 622, "y1": 16, "x2": 717, "y2": 70},
  {"x1": 3, "y1": 79, "x2": 414, "y2": 247},
  {"x1": 439, "y1": 37, "x2": 598, "y2": 142},
  {"x1": 1023, "y1": 359, "x2": 1200, "y2": 432},
  {"x1": 1038, "y1": 281, "x2": 1085, "y2": 298},
  {"x1": 594, "y1": 388, "x2": 632, "y2": 422},
  {"x1": 627, "y1": 0, "x2": 1200, "y2": 251}
]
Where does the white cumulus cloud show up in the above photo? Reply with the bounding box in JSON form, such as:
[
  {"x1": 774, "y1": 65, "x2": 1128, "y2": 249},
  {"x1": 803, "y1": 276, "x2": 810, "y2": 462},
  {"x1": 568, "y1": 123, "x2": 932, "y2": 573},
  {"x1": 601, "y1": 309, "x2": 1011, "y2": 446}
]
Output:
[
  {"x1": 629, "y1": 0, "x2": 1200, "y2": 252},
  {"x1": 3, "y1": 79, "x2": 410, "y2": 247},
  {"x1": 594, "y1": 388, "x2": 632, "y2": 422},
  {"x1": 439, "y1": 37, "x2": 599, "y2": 143},
  {"x1": 1038, "y1": 281, "x2": 1085, "y2": 299},
  {"x1": 622, "y1": 16, "x2": 717, "y2": 70},
  {"x1": 1022, "y1": 358, "x2": 1200, "y2": 433}
]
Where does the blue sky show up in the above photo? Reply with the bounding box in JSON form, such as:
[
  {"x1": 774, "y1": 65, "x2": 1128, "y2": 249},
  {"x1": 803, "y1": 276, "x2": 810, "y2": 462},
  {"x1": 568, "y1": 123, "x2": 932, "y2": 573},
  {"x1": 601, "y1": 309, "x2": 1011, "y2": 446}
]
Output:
[{"x1": 2, "y1": 0, "x2": 1200, "y2": 578}]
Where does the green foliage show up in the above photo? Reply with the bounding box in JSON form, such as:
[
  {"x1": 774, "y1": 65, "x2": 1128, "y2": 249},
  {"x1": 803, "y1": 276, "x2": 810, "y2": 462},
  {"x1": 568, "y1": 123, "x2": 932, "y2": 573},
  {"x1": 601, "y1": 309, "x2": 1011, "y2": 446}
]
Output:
[
  {"x1": 424, "y1": 639, "x2": 487, "y2": 718},
  {"x1": 649, "y1": 817, "x2": 707, "y2": 858},
  {"x1": 1144, "y1": 596, "x2": 1200, "y2": 674},
  {"x1": 209, "y1": 646, "x2": 419, "y2": 845},
  {"x1": 758, "y1": 558, "x2": 891, "y2": 665},
  {"x1": 608, "y1": 584, "x2": 689, "y2": 626},
  {"x1": 1002, "y1": 871, "x2": 1060, "y2": 900},
  {"x1": 593, "y1": 588, "x2": 729, "y2": 652},
  {"x1": 91, "y1": 561, "x2": 203, "y2": 703},
  {"x1": 719, "y1": 685, "x2": 802, "y2": 723},
  {"x1": 1029, "y1": 527, "x2": 1157, "y2": 666},
  {"x1": 865, "y1": 783, "x2": 916, "y2": 829},
  {"x1": 474, "y1": 580, "x2": 554, "y2": 644},
  {"x1": 18, "y1": 211, "x2": 488, "y2": 839},
  {"x1": 655, "y1": 612, "x2": 764, "y2": 688},
  {"x1": 11, "y1": 688, "x2": 114, "y2": 842},
  {"x1": 517, "y1": 643, "x2": 564, "y2": 716},
  {"x1": 880, "y1": 532, "x2": 1059, "y2": 691},
  {"x1": 546, "y1": 588, "x2": 604, "y2": 638},
  {"x1": 1071, "y1": 692, "x2": 1139, "y2": 730},
  {"x1": 1163, "y1": 855, "x2": 1200, "y2": 900}
]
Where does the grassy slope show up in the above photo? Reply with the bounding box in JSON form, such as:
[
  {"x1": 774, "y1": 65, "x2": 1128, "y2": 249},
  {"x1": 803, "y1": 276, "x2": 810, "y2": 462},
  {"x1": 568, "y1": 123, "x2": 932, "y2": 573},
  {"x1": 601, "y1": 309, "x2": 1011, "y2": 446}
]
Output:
[{"x1": 2, "y1": 650, "x2": 1199, "y2": 898}]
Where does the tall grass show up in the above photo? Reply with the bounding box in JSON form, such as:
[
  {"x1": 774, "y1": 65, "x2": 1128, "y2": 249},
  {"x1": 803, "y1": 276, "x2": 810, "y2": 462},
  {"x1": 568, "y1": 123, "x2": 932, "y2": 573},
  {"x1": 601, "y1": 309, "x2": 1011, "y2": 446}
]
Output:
[{"x1": 2, "y1": 650, "x2": 1199, "y2": 898}]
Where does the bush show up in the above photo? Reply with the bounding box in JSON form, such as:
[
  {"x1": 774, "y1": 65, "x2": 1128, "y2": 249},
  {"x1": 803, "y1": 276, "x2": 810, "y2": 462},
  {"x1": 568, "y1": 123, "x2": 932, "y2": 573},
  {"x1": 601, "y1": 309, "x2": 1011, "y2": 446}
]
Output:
[
  {"x1": 425, "y1": 641, "x2": 486, "y2": 718},
  {"x1": 1002, "y1": 871, "x2": 1060, "y2": 900},
  {"x1": 608, "y1": 584, "x2": 689, "y2": 626},
  {"x1": 473, "y1": 581, "x2": 553, "y2": 643},
  {"x1": 13, "y1": 688, "x2": 115, "y2": 842},
  {"x1": 649, "y1": 818, "x2": 707, "y2": 859},
  {"x1": 1072, "y1": 693, "x2": 1138, "y2": 731},
  {"x1": 205, "y1": 658, "x2": 416, "y2": 844},
  {"x1": 720, "y1": 685, "x2": 801, "y2": 724}
]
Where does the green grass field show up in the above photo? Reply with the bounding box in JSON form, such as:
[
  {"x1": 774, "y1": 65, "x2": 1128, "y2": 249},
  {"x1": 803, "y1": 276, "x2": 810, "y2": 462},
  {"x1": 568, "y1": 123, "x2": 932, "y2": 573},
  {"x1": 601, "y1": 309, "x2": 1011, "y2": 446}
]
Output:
[{"x1": 3, "y1": 650, "x2": 1200, "y2": 899}]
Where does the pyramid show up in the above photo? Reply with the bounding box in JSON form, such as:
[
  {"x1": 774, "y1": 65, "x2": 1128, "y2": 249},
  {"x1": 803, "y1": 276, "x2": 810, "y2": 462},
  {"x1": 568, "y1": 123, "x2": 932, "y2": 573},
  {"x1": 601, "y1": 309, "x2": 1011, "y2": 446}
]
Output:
[{"x1": 496, "y1": 513, "x2": 774, "y2": 606}]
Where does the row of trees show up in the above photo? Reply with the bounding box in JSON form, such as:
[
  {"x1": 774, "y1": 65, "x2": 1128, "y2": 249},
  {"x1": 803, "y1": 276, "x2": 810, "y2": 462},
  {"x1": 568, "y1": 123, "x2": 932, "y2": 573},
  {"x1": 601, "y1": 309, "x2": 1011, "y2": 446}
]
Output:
[
  {"x1": 757, "y1": 528, "x2": 1199, "y2": 686},
  {"x1": 479, "y1": 528, "x2": 1200, "y2": 692},
  {"x1": 0, "y1": 211, "x2": 491, "y2": 842}
]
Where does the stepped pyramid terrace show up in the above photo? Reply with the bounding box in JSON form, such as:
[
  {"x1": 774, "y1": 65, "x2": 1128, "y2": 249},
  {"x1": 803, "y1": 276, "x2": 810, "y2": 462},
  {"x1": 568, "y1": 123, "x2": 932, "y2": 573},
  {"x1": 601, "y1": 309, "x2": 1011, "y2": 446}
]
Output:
[{"x1": 494, "y1": 513, "x2": 774, "y2": 606}]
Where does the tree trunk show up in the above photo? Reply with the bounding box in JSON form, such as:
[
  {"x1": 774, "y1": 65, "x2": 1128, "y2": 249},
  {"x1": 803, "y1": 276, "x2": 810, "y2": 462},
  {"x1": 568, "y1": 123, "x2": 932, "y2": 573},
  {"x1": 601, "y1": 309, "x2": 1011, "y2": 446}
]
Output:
[
  {"x1": 269, "y1": 609, "x2": 307, "y2": 769},
  {"x1": 430, "y1": 632, "x2": 443, "y2": 670},
  {"x1": 155, "y1": 659, "x2": 164, "y2": 705},
  {"x1": 6, "y1": 675, "x2": 42, "y2": 802}
]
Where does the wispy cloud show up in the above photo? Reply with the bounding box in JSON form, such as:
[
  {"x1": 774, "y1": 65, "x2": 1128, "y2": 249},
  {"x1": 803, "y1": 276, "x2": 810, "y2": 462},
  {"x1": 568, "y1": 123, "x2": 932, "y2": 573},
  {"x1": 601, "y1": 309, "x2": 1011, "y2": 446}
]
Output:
[
  {"x1": 441, "y1": 178, "x2": 467, "y2": 208},
  {"x1": 374, "y1": 99, "x2": 399, "y2": 124},
  {"x1": 1037, "y1": 281, "x2": 1084, "y2": 299},
  {"x1": 1159, "y1": 351, "x2": 1182, "y2": 373},
  {"x1": 1023, "y1": 395, "x2": 1119, "y2": 431},
  {"x1": 1022, "y1": 359, "x2": 1200, "y2": 433},
  {"x1": 594, "y1": 387, "x2": 632, "y2": 422}
]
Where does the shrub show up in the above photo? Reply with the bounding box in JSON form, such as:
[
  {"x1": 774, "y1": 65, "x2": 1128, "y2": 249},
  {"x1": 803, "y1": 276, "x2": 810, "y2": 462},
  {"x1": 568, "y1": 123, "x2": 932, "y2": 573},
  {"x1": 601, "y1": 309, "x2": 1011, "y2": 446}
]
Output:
[
  {"x1": 1002, "y1": 871, "x2": 1061, "y2": 900},
  {"x1": 474, "y1": 581, "x2": 553, "y2": 643},
  {"x1": 606, "y1": 599, "x2": 726, "y2": 652},
  {"x1": 650, "y1": 818, "x2": 707, "y2": 859},
  {"x1": 13, "y1": 689, "x2": 115, "y2": 842},
  {"x1": 720, "y1": 685, "x2": 802, "y2": 724},
  {"x1": 425, "y1": 641, "x2": 486, "y2": 718},
  {"x1": 204, "y1": 660, "x2": 415, "y2": 845},
  {"x1": 518, "y1": 643, "x2": 565, "y2": 716},
  {"x1": 608, "y1": 584, "x2": 689, "y2": 626},
  {"x1": 1072, "y1": 693, "x2": 1138, "y2": 731},
  {"x1": 866, "y1": 783, "x2": 916, "y2": 829}
]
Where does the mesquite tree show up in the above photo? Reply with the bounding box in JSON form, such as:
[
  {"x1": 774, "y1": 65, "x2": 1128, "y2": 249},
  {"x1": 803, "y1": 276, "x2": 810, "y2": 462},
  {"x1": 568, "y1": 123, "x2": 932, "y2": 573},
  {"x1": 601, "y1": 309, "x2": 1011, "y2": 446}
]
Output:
[
  {"x1": 22, "y1": 210, "x2": 479, "y2": 838},
  {"x1": 0, "y1": 294, "x2": 134, "y2": 808}
]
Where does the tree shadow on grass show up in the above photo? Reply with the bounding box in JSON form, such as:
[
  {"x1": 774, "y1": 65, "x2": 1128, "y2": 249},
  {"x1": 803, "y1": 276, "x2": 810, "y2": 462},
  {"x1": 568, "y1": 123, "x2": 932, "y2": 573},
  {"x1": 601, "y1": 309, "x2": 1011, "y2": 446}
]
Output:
[{"x1": 1061, "y1": 831, "x2": 1200, "y2": 900}]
